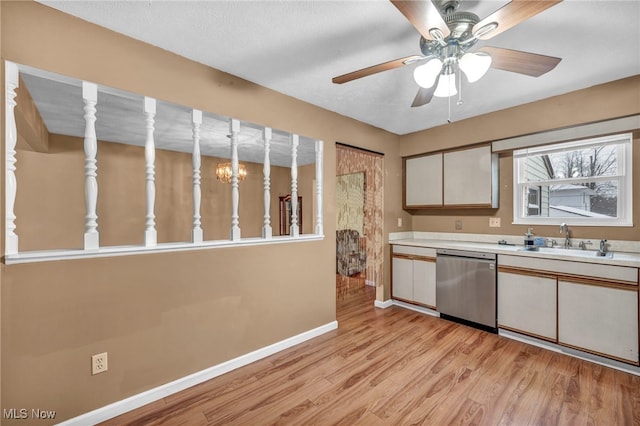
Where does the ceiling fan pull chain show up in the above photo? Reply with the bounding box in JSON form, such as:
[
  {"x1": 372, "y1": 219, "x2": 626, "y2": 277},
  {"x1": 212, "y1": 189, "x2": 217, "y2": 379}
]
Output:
[
  {"x1": 447, "y1": 87, "x2": 452, "y2": 124},
  {"x1": 457, "y1": 69, "x2": 463, "y2": 106}
]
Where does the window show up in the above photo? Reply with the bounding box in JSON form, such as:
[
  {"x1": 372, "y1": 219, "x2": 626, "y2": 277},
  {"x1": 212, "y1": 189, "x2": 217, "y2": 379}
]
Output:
[
  {"x1": 513, "y1": 133, "x2": 633, "y2": 226},
  {"x1": 527, "y1": 186, "x2": 541, "y2": 216}
]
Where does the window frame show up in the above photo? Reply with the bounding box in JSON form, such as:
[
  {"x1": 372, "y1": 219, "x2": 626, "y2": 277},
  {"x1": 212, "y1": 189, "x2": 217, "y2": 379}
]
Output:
[{"x1": 513, "y1": 133, "x2": 633, "y2": 227}]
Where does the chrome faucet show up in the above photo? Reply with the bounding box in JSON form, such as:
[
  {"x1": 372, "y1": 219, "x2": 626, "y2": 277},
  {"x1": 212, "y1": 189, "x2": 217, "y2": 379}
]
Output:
[
  {"x1": 560, "y1": 223, "x2": 570, "y2": 248},
  {"x1": 597, "y1": 239, "x2": 608, "y2": 256}
]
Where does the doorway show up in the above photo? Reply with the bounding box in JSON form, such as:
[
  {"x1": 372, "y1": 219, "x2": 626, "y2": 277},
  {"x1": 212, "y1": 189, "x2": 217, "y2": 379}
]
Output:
[{"x1": 335, "y1": 143, "x2": 384, "y2": 299}]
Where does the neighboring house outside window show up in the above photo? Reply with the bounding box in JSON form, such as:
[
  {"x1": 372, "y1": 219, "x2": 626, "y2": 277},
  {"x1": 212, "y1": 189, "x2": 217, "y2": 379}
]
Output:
[
  {"x1": 513, "y1": 133, "x2": 633, "y2": 226},
  {"x1": 527, "y1": 186, "x2": 542, "y2": 216}
]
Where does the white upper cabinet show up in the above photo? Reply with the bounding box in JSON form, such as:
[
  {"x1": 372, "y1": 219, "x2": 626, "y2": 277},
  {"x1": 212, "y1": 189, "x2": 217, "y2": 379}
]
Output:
[
  {"x1": 404, "y1": 144, "x2": 498, "y2": 209},
  {"x1": 443, "y1": 145, "x2": 498, "y2": 207},
  {"x1": 404, "y1": 153, "x2": 443, "y2": 208}
]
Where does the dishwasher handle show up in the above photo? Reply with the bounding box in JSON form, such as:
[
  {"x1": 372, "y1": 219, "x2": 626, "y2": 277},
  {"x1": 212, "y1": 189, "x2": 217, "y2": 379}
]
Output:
[{"x1": 436, "y1": 249, "x2": 496, "y2": 261}]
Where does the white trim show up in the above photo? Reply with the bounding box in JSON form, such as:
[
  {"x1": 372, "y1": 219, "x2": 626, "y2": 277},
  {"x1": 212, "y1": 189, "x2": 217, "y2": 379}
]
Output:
[
  {"x1": 512, "y1": 133, "x2": 633, "y2": 227},
  {"x1": 492, "y1": 115, "x2": 640, "y2": 153},
  {"x1": 374, "y1": 299, "x2": 393, "y2": 309},
  {"x1": 392, "y1": 299, "x2": 440, "y2": 317},
  {"x1": 56, "y1": 320, "x2": 338, "y2": 426},
  {"x1": 5, "y1": 234, "x2": 324, "y2": 265},
  {"x1": 499, "y1": 329, "x2": 640, "y2": 377}
]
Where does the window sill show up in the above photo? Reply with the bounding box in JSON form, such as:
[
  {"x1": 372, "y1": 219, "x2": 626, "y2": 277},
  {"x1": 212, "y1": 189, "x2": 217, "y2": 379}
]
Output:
[
  {"x1": 512, "y1": 218, "x2": 632, "y2": 227},
  {"x1": 3, "y1": 234, "x2": 324, "y2": 265}
]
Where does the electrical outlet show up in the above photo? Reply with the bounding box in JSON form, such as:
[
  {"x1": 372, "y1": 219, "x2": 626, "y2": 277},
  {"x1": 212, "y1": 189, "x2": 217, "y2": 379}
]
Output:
[
  {"x1": 455, "y1": 219, "x2": 462, "y2": 230},
  {"x1": 397, "y1": 218, "x2": 403, "y2": 227},
  {"x1": 92, "y1": 352, "x2": 108, "y2": 375},
  {"x1": 489, "y1": 218, "x2": 501, "y2": 227}
]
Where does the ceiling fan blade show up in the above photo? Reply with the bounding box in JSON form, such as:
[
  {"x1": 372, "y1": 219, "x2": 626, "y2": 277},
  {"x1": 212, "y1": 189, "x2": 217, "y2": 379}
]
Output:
[
  {"x1": 473, "y1": 0, "x2": 563, "y2": 40},
  {"x1": 411, "y1": 85, "x2": 436, "y2": 107},
  {"x1": 479, "y1": 46, "x2": 561, "y2": 77},
  {"x1": 390, "y1": 0, "x2": 450, "y2": 41},
  {"x1": 332, "y1": 55, "x2": 423, "y2": 84}
]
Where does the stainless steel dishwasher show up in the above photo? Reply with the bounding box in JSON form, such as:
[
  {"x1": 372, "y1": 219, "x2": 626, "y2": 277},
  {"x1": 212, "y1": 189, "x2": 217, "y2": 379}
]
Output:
[{"x1": 436, "y1": 249, "x2": 497, "y2": 333}]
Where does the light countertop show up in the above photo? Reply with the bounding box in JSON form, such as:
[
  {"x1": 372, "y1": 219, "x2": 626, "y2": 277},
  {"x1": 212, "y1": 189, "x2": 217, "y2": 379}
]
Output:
[{"x1": 390, "y1": 238, "x2": 640, "y2": 268}]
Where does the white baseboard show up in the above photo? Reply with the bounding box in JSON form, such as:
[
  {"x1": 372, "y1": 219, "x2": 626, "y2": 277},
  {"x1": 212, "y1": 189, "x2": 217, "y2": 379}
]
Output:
[
  {"x1": 365, "y1": 279, "x2": 375, "y2": 287},
  {"x1": 499, "y1": 329, "x2": 640, "y2": 376},
  {"x1": 391, "y1": 299, "x2": 440, "y2": 317},
  {"x1": 374, "y1": 299, "x2": 393, "y2": 309},
  {"x1": 56, "y1": 321, "x2": 338, "y2": 426}
]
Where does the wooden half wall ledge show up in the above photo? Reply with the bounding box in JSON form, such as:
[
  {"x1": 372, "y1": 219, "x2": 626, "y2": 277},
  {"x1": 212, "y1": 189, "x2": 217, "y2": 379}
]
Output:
[{"x1": 491, "y1": 114, "x2": 640, "y2": 153}]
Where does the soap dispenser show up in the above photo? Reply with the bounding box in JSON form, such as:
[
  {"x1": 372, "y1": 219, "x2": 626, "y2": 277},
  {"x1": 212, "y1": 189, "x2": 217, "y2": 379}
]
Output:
[{"x1": 524, "y1": 228, "x2": 535, "y2": 249}]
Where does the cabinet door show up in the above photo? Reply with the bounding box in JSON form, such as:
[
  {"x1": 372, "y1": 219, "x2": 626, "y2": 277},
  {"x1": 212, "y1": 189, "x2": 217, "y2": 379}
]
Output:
[
  {"x1": 558, "y1": 280, "x2": 638, "y2": 363},
  {"x1": 405, "y1": 153, "x2": 443, "y2": 207},
  {"x1": 443, "y1": 145, "x2": 497, "y2": 207},
  {"x1": 498, "y1": 271, "x2": 557, "y2": 340},
  {"x1": 392, "y1": 257, "x2": 413, "y2": 301},
  {"x1": 413, "y1": 259, "x2": 436, "y2": 309}
]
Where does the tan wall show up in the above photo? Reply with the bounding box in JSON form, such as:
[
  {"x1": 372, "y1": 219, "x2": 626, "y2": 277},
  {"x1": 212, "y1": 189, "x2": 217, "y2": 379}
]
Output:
[
  {"x1": 401, "y1": 76, "x2": 640, "y2": 242},
  {"x1": 0, "y1": 1, "x2": 405, "y2": 422},
  {"x1": 14, "y1": 135, "x2": 313, "y2": 251},
  {"x1": 8, "y1": 0, "x2": 639, "y2": 421}
]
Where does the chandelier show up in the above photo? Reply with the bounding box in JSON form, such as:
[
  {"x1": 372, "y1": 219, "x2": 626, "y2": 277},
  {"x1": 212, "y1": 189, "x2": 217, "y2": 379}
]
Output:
[{"x1": 215, "y1": 162, "x2": 247, "y2": 184}]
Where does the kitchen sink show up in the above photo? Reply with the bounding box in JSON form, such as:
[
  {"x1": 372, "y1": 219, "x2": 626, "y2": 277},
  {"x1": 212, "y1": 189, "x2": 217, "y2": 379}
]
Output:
[{"x1": 517, "y1": 246, "x2": 613, "y2": 258}]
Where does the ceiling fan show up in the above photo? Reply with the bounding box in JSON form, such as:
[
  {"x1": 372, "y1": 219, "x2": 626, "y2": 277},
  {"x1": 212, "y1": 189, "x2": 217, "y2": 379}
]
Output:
[{"x1": 332, "y1": 0, "x2": 563, "y2": 108}]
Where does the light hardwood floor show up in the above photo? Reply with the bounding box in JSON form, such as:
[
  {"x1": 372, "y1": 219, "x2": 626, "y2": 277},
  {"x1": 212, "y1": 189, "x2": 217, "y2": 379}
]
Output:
[{"x1": 101, "y1": 282, "x2": 639, "y2": 425}]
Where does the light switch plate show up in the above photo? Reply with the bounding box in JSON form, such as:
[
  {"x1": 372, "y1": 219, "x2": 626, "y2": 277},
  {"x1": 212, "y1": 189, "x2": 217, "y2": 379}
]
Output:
[{"x1": 489, "y1": 218, "x2": 501, "y2": 227}]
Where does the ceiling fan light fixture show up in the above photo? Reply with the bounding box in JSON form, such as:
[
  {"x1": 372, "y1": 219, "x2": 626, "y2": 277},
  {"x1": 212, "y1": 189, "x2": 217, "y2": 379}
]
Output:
[
  {"x1": 433, "y1": 72, "x2": 458, "y2": 98},
  {"x1": 413, "y1": 58, "x2": 443, "y2": 88},
  {"x1": 459, "y1": 52, "x2": 492, "y2": 83}
]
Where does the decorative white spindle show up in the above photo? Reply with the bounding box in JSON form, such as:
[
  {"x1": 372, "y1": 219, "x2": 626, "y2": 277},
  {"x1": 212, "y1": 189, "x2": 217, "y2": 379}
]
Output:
[
  {"x1": 144, "y1": 97, "x2": 157, "y2": 246},
  {"x1": 191, "y1": 109, "x2": 203, "y2": 243},
  {"x1": 290, "y1": 134, "x2": 299, "y2": 237},
  {"x1": 229, "y1": 119, "x2": 241, "y2": 241},
  {"x1": 5, "y1": 62, "x2": 19, "y2": 255},
  {"x1": 315, "y1": 140, "x2": 324, "y2": 235},
  {"x1": 262, "y1": 127, "x2": 272, "y2": 239},
  {"x1": 82, "y1": 82, "x2": 100, "y2": 250}
]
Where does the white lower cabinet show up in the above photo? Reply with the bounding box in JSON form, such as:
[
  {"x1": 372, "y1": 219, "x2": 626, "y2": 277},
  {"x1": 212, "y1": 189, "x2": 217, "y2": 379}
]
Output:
[
  {"x1": 558, "y1": 280, "x2": 639, "y2": 363},
  {"x1": 392, "y1": 255, "x2": 436, "y2": 309},
  {"x1": 498, "y1": 254, "x2": 639, "y2": 366},
  {"x1": 498, "y1": 271, "x2": 557, "y2": 341},
  {"x1": 391, "y1": 257, "x2": 413, "y2": 301},
  {"x1": 413, "y1": 259, "x2": 436, "y2": 308}
]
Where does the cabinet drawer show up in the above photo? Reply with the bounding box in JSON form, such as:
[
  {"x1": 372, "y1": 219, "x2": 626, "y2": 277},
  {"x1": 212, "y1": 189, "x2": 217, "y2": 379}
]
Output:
[
  {"x1": 499, "y1": 255, "x2": 638, "y2": 284},
  {"x1": 392, "y1": 245, "x2": 436, "y2": 258}
]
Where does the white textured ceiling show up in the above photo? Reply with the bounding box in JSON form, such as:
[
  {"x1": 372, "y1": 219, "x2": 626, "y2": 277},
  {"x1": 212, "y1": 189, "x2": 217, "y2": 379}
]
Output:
[
  {"x1": 19, "y1": 65, "x2": 317, "y2": 166},
  {"x1": 37, "y1": 0, "x2": 640, "y2": 136}
]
